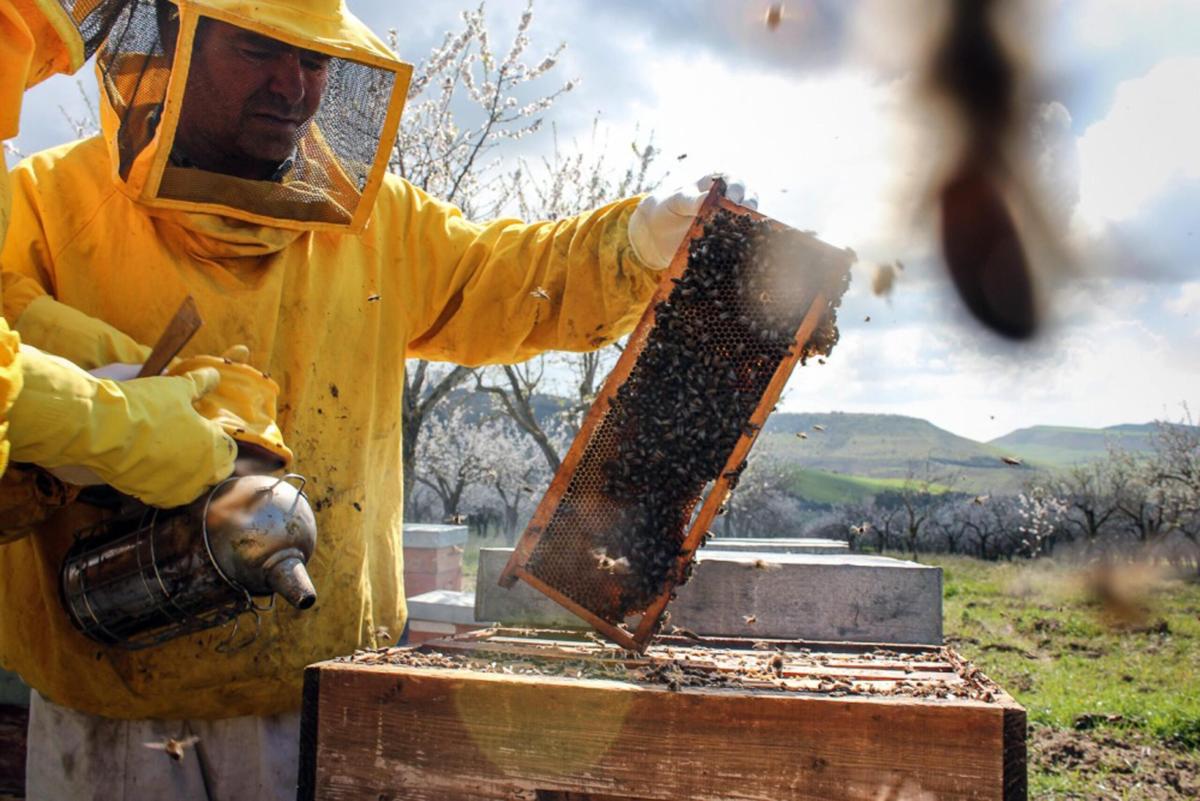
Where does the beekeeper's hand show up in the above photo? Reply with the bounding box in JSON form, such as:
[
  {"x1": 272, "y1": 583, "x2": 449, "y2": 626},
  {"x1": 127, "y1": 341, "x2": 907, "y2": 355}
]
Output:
[
  {"x1": 8, "y1": 346, "x2": 236, "y2": 507},
  {"x1": 628, "y1": 174, "x2": 759, "y2": 270}
]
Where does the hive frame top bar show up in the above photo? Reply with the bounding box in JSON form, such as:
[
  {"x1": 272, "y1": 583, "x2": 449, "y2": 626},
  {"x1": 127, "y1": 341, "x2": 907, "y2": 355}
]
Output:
[{"x1": 500, "y1": 182, "x2": 854, "y2": 651}]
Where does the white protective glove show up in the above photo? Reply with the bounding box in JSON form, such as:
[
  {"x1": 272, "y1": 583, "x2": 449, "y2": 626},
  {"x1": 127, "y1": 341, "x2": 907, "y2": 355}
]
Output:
[{"x1": 628, "y1": 174, "x2": 759, "y2": 270}]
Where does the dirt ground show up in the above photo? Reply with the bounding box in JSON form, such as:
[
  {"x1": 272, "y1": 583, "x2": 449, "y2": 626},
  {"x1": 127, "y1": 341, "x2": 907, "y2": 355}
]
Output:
[{"x1": 1032, "y1": 724, "x2": 1199, "y2": 799}]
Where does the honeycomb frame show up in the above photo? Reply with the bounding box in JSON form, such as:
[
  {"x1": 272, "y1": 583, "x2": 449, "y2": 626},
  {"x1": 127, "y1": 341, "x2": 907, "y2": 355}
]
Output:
[{"x1": 500, "y1": 183, "x2": 854, "y2": 651}]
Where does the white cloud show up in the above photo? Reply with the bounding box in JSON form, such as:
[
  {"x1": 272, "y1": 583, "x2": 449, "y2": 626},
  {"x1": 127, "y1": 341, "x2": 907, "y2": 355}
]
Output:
[
  {"x1": 618, "y1": 53, "x2": 931, "y2": 267},
  {"x1": 781, "y1": 281, "x2": 1200, "y2": 441},
  {"x1": 1168, "y1": 282, "x2": 1200, "y2": 316},
  {"x1": 1076, "y1": 57, "x2": 1200, "y2": 227}
]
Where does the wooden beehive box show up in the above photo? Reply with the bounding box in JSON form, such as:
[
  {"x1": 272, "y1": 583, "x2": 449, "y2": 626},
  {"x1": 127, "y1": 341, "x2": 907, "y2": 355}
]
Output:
[{"x1": 300, "y1": 629, "x2": 1026, "y2": 801}]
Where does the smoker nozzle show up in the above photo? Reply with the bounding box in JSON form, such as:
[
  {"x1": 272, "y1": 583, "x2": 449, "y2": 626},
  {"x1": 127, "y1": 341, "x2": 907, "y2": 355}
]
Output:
[{"x1": 266, "y1": 553, "x2": 317, "y2": 610}]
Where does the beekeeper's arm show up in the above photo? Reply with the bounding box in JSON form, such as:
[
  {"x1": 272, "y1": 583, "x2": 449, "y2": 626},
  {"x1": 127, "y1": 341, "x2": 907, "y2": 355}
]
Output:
[{"x1": 399, "y1": 175, "x2": 757, "y2": 365}]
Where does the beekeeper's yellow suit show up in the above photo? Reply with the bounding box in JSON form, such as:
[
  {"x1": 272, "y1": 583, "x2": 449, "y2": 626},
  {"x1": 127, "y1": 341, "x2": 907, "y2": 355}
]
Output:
[
  {"x1": 0, "y1": 0, "x2": 658, "y2": 720},
  {"x1": 1, "y1": 0, "x2": 241, "y2": 517}
]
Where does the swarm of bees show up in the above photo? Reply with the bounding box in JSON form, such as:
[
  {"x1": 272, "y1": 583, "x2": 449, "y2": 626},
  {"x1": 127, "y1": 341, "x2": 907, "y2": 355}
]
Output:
[{"x1": 525, "y1": 208, "x2": 848, "y2": 616}]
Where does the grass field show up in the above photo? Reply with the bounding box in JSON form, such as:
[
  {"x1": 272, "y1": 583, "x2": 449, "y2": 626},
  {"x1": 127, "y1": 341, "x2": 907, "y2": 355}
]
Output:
[
  {"x1": 782, "y1": 466, "x2": 954, "y2": 504},
  {"x1": 930, "y1": 554, "x2": 1200, "y2": 798}
]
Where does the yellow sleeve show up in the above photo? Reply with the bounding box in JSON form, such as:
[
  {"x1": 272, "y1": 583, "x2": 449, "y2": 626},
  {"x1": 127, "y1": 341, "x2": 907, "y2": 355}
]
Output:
[
  {"x1": 393, "y1": 178, "x2": 659, "y2": 366},
  {"x1": 1, "y1": 163, "x2": 151, "y2": 368},
  {"x1": 0, "y1": 318, "x2": 20, "y2": 477}
]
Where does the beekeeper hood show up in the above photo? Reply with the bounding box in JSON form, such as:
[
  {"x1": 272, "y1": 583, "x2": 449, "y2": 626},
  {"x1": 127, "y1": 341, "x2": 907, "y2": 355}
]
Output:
[{"x1": 96, "y1": 0, "x2": 410, "y2": 232}]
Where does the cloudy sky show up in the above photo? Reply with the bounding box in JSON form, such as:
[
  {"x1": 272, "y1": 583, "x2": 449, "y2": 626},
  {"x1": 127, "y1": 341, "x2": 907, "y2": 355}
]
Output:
[{"x1": 10, "y1": 0, "x2": 1200, "y2": 442}]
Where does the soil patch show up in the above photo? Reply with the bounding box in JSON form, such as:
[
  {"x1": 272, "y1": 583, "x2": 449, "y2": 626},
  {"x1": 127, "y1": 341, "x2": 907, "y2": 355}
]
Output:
[{"x1": 1033, "y1": 725, "x2": 1199, "y2": 799}]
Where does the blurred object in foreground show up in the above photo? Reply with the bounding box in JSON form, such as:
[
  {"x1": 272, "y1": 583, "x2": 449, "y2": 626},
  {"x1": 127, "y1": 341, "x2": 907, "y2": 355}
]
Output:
[
  {"x1": 765, "y1": 3, "x2": 784, "y2": 30},
  {"x1": 1081, "y1": 561, "x2": 1170, "y2": 632},
  {"x1": 871, "y1": 259, "x2": 902, "y2": 298},
  {"x1": 925, "y1": 0, "x2": 1050, "y2": 340}
]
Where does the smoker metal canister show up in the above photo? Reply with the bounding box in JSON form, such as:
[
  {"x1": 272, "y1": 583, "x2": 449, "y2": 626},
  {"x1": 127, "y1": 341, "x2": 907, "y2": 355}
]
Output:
[{"x1": 60, "y1": 474, "x2": 317, "y2": 650}]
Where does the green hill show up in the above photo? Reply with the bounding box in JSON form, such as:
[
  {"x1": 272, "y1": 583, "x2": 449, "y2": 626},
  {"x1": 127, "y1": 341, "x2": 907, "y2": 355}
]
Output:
[
  {"x1": 782, "y1": 467, "x2": 953, "y2": 504},
  {"x1": 987, "y1": 424, "x2": 1159, "y2": 467},
  {"x1": 759, "y1": 412, "x2": 1037, "y2": 494}
]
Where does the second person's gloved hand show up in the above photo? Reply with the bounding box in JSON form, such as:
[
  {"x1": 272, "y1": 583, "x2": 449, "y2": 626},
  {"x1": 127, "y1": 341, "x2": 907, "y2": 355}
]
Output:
[
  {"x1": 628, "y1": 174, "x2": 759, "y2": 270},
  {"x1": 7, "y1": 346, "x2": 236, "y2": 507},
  {"x1": 167, "y1": 345, "x2": 293, "y2": 472}
]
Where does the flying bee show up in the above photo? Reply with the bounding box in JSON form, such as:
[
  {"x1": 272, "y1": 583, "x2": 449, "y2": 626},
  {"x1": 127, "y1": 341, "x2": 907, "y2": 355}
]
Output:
[
  {"x1": 1001, "y1": 456, "x2": 1022, "y2": 466},
  {"x1": 144, "y1": 735, "x2": 200, "y2": 762},
  {"x1": 872, "y1": 262, "x2": 898, "y2": 298},
  {"x1": 812, "y1": 424, "x2": 826, "y2": 432},
  {"x1": 765, "y1": 3, "x2": 783, "y2": 30},
  {"x1": 669, "y1": 626, "x2": 703, "y2": 642},
  {"x1": 530, "y1": 286, "x2": 550, "y2": 301},
  {"x1": 743, "y1": 614, "x2": 757, "y2": 625},
  {"x1": 973, "y1": 495, "x2": 990, "y2": 505},
  {"x1": 795, "y1": 431, "x2": 808, "y2": 439}
]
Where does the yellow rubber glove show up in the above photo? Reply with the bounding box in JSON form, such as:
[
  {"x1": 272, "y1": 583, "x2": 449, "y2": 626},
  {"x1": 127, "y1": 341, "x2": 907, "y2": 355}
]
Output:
[
  {"x1": 7, "y1": 346, "x2": 236, "y2": 508},
  {"x1": 167, "y1": 345, "x2": 293, "y2": 470}
]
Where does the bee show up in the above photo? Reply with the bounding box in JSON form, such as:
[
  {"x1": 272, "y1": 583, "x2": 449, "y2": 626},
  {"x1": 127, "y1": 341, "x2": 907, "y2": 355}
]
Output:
[
  {"x1": 144, "y1": 735, "x2": 200, "y2": 761},
  {"x1": 973, "y1": 495, "x2": 990, "y2": 505},
  {"x1": 1001, "y1": 456, "x2": 1022, "y2": 466},
  {"x1": 743, "y1": 614, "x2": 757, "y2": 625},
  {"x1": 765, "y1": 3, "x2": 783, "y2": 30},
  {"x1": 591, "y1": 548, "x2": 632, "y2": 575},
  {"x1": 769, "y1": 652, "x2": 785, "y2": 676},
  {"x1": 863, "y1": 315, "x2": 871, "y2": 323},
  {"x1": 366, "y1": 293, "x2": 381, "y2": 303},
  {"x1": 530, "y1": 286, "x2": 551, "y2": 301},
  {"x1": 669, "y1": 626, "x2": 703, "y2": 642},
  {"x1": 795, "y1": 431, "x2": 808, "y2": 439},
  {"x1": 872, "y1": 262, "x2": 898, "y2": 298},
  {"x1": 750, "y1": 559, "x2": 781, "y2": 572},
  {"x1": 812, "y1": 424, "x2": 826, "y2": 432}
]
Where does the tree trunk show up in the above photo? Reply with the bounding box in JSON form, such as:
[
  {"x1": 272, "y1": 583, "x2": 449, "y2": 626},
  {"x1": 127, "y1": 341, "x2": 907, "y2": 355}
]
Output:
[{"x1": 402, "y1": 361, "x2": 471, "y2": 519}]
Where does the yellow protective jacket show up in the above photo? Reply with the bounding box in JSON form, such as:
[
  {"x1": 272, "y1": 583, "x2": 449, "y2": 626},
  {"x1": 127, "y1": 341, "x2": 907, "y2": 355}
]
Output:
[
  {"x1": 0, "y1": 0, "x2": 38, "y2": 475},
  {"x1": 0, "y1": 134, "x2": 656, "y2": 720},
  {"x1": 0, "y1": 0, "x2": 88, "y2": 476}
]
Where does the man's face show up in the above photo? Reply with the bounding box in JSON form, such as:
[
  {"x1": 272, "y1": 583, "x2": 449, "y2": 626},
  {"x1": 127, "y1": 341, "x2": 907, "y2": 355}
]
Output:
[{"x1": 174, "y1": 20, "x2": 330, "y2": 179}]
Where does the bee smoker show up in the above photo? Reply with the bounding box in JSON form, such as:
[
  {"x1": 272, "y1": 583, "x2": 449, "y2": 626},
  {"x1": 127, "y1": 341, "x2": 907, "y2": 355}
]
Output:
[{"x1": 60, "y1": 474, "x2": 318, "y2": 650}]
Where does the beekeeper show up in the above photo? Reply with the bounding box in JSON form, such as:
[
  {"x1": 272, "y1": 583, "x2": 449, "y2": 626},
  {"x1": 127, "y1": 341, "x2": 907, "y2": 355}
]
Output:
[
  {"x1": 0, "y1": 0, "x2": 242, "y2": 521},
  {"x1": 0, "y1": 0, "x2": 752, "y2": 798}
]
